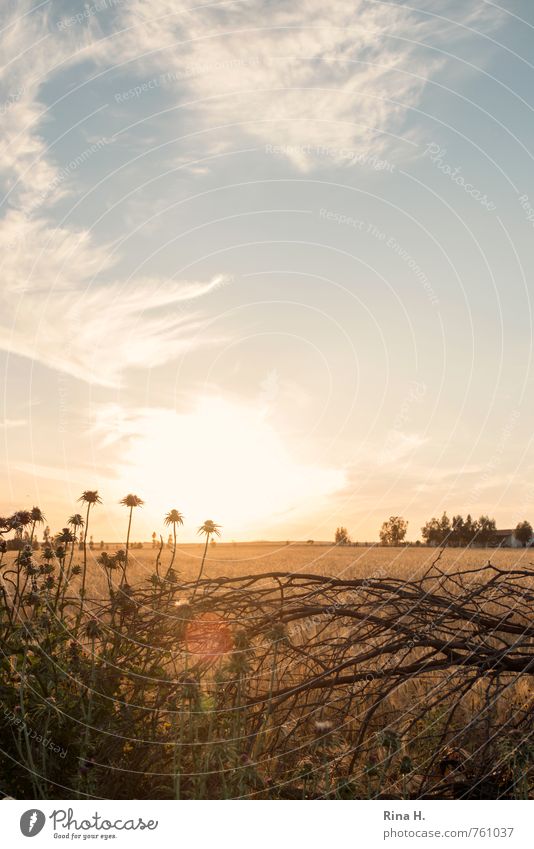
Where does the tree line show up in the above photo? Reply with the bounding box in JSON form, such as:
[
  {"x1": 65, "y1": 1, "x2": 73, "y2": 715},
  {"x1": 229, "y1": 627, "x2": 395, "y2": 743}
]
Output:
[
  {"x1": 421, "y1": 513, "x2": 496, "y2": 547},
  {"x1": 421, "y1": 513, "x2": 533, "y2": 547},
  {"x1": 335, "y1": 514, "x2": 534, "y2": 547}
]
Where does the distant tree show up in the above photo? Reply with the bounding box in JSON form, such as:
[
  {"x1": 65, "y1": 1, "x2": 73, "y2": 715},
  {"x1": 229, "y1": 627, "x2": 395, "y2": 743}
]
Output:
[
  {"x1": 379, "y1": 516, "x2": 408, "y2": 546},
  {"x1": 335, "y1": 526, "x2": 351, "y2": 545},
  {"x1": 514, "y1": 520, "x2": 533, "y2": 548},
  {"x1": 450, "y1": 515, "x2": 464, "y2": 547},
  {"x1": 462, "y1": 514, "x2": 475, "y2": 546},
  {"x1": 421, "y1": 512, "x2": 451, "y2": 546},
  {"x1": 438, "y1": 512, "x2": 452, "y2": 544},
  {"x1": 473, "y1": 515, "x2": 497, "y2": 547},
  {"x1": 307, "y1": 540, "x2": 314, "y2": 545},
  {"x1": 421, "y1": 517, "x2": 440, "y2": 546}
]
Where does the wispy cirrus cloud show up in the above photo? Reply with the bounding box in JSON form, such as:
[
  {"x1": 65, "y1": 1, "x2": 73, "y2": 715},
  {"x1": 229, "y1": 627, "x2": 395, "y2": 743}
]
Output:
[
  {"x1": 0, "y1": 1, "x2": 79, "y2": 209},
  {"x1": 108, "y1": 0, "x2": 503, "y2": 170},
  {"x1": 0, "y1": 4, "x2": 229, "y2": 386},
  {"x1": 0, "y1": 0, "x2": 505, "y2": 392},
  {"x1": 0, "y1": 236, "x2": 229, "y2": 386}
]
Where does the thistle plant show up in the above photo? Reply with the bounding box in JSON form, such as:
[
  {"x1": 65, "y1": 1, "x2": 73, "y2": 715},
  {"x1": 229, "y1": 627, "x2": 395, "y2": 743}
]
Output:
[
  {"x1": 68, "y1": 514, "x2": 84, "y2": 563},
  {"x1": 119, "y1": 494, "x2": 144, "y2": 583},
  {"x1": 77, "y1": 491, "x2": 102, "y2": 621},
  {"x1": 29, "y1": 507, "x2": 45, "y2": 545},
  {"x1": 164, "y1": 509, "x2": 184, "y2": 578},
  {"x1": 192, "y1": 520, "x2": 221, "y2": 600}
]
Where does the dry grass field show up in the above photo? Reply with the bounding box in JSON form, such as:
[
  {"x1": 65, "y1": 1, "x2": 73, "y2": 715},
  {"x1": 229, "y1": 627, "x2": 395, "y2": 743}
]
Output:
[
  {"x1": 93, "y1": 541, "x2": 534, "y2": 586},
  {"x1": 7, "y1": 541, "x2": 533, "y2": 596}
]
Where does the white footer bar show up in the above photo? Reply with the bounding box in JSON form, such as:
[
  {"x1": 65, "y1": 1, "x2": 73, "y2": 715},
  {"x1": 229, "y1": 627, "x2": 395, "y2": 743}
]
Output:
[{"x1": 2, "y1": 799, "x2": 531, "y2": 848}]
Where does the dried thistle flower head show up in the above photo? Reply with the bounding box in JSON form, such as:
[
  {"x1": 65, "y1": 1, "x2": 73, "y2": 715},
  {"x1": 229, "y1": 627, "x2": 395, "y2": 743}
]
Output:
[
  {"x1": 379, "y1": 729, "x2": 401, "y2": 753},
  {"x1": 399, "y1": 755, "x2": 412, "y2": 775},
  {"x1": 85, "y1": 618, "x2": 102, "y2": 640}
]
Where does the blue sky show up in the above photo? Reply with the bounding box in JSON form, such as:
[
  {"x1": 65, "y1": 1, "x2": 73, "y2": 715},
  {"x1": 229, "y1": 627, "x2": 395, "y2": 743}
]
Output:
[{"x1": 1, "y1": 0, "x2": 534, "y2": 541}]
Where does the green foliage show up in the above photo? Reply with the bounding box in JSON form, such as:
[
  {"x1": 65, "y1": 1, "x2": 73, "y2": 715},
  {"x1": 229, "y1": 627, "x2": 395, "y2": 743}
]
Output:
[
  {"x1": 335, "y1": 526, "x2": 351, "y2": 545},
  {"x1": 421, "y1": 512, "x2": 497, "y2": 547},
  {"x1": 514, "y1": 520, "x2": 533, "y2": 547},
  {"x1": 379, "y1": 516, "x2": 408, "y2": 546}
]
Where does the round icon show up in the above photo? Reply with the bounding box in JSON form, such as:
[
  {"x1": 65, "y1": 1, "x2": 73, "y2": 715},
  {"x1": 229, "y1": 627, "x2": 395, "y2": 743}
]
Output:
[{"x1": 20, "y1": 809, "x2": 46, "y2": 837}]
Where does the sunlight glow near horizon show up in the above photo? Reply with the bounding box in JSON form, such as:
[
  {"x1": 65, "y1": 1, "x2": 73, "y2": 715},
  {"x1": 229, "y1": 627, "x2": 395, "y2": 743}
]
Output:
[{"x1": 100, "y1": 396, "x2": 347, "y2": 539}]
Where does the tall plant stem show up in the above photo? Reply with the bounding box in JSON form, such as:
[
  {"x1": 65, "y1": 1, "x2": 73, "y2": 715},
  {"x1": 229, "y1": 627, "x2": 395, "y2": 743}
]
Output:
[
  {"x1": 79, "y1": 502, "x2": 91, "y2": 623},
  {"x1": 165, "y1": 525, "x2": 177, "y2": 582},
  {"x1": 192, "y1": 535, "x2": 210, "y2": 600},
  {"x1": 170, "y1": 525, "x2": 177, "y2": 570},
  {"x1": 123, "y1": 506, "x2": 133, "y2": 585}
]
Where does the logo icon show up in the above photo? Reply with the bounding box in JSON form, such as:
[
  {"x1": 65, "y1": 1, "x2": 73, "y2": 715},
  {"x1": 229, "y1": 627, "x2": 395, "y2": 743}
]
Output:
[{"x1": 20, "y1": 810, "x2": 46, "y2": 837}]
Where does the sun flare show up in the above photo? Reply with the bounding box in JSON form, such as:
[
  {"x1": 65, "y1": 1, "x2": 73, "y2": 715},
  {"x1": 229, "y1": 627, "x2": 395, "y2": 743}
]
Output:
[{"x1": 100, "y1": 396, "x2": 346, "y2": 538}]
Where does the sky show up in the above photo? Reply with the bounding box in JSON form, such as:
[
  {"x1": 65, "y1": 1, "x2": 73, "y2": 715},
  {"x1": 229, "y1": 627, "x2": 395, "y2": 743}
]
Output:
[{"x1": 1, "y1": 0, "x2": 534, "y2": 542}]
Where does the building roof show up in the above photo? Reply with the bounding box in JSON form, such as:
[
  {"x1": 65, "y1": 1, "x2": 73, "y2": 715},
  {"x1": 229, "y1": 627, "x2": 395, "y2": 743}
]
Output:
[{"x1": 495, "y1": 529, "x2": 514, "y2": 536}]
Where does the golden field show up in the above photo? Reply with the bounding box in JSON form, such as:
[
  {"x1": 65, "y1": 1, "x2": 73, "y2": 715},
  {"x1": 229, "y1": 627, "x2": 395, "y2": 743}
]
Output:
[{"x1": 97, "y1": 541, "x2": 534, "y2": 584}]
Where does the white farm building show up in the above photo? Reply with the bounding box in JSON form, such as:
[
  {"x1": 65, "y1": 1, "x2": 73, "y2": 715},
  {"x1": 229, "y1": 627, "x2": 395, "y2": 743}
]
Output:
[{"x1": 494, "y1": 529, "x2": 534, "y2": 548}]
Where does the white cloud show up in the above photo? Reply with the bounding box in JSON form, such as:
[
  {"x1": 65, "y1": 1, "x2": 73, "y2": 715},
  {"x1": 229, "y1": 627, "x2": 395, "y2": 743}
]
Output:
[
  {"x1": 0, "y1": 2, "x2": 83, "y2": 210},
  {"x1": 0, "y1": 4, "x2": 229, "y2": 386},
  {"x1": 0, "y1": 0, "x2": 505, "y2": 392},
  {"x1": 109, "y1": 0, "x2": 501, "y2": 170},
  {"x1": 0, "y1": 220, "x2": 229, "y2": 384}
]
